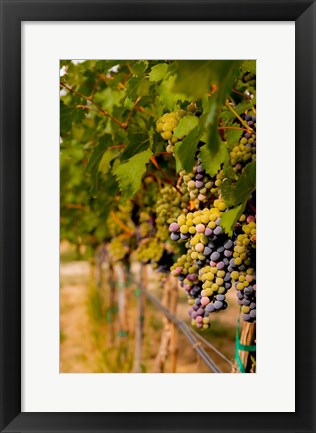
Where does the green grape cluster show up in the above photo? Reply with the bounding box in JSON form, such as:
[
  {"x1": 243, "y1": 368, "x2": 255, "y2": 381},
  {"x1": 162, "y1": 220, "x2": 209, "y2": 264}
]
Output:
[
  {"x1": 229, "y1": 113, "x2": 256, "y2": 174},
  {"x1": 108, "y1": 234, "x2": 130, "y2": 262},
  {"x1": 155, "y1": 185, "x2": 182, "y2": 242},
  {"x1": 138, "y1": 211, "x2": 153, "y2": 238},
  {"x1": 107, "y1": 200, "x2": 135, "y2": 238},
  {"x1": 136, "y1": 238, "x2": 164, "y2": 263},
  {"x1": 156, "y1": 109, "x2": 187, "y2": 150}
]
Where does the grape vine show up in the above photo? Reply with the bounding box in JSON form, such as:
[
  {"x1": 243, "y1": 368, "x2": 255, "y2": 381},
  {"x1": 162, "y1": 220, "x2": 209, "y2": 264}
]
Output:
[{"x1": 60, "y1": 59, "x2": 256, "y2": 348}]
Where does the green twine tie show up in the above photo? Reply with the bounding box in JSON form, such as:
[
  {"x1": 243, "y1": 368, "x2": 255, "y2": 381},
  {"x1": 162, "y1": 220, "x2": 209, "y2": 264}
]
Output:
[{"x1": 235, "y1": 316, "x2": 256, "y2": 373}]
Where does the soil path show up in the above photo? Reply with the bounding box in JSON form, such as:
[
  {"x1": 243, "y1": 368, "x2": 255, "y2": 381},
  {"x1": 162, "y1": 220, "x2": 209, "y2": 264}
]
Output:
[{"x1": 60, "y1": 261, "x2": 102, "y2": 373}]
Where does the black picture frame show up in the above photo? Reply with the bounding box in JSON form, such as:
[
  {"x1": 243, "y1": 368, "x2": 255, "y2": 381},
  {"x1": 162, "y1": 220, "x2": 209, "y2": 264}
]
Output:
[{"x1": 0, "y1": 1, "x2": 315, "y2": 432}]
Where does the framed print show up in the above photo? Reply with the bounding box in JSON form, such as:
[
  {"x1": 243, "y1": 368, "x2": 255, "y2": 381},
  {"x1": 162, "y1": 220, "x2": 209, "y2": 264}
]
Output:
[{"x1": 0, "y1": 0, "x2": 315, "y2": 432}]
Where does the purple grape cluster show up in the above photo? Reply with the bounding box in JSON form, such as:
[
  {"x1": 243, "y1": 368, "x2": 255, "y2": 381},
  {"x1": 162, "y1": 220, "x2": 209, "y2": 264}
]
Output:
[{"x1": 236, "y1": 280, "x2": 256, "y2": 322}]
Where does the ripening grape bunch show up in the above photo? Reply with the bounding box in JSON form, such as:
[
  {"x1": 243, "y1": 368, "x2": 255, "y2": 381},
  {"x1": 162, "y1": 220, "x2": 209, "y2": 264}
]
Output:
[
  {"x1": 178, "y1": 162, "x2": 219, "y2": 213},
  {"x1": 156, "y1": 109, "x2": 187, "y2": 153},
  {"x1": 156, "y1": 102, "x2": 201, "y2": 154},
  {"x1": 230, "y1": 215, "x2": 256, "y2": 322},
  {"x1": 169, "y1": 199, "x2": 238, "y2": 328},
  {"x1": 229, "y1": 113, "x2": 256, "y2": 174},
  {"x1": 155, "y1": 185, "x2": 182, "y2": 242},
  {"x1": 169, "y1": 196, "x2": 256, "y2": 327}
]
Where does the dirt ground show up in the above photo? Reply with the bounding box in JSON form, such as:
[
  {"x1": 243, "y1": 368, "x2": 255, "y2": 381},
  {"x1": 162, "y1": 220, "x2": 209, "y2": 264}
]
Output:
[{"x1": 60, "y1": 255, "x2": 240, "y2": 374}]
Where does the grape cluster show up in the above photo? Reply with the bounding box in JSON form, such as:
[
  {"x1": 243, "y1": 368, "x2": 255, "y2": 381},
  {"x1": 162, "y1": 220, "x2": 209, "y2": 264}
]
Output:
[
  {"x1": 230, "y1": 114, "x2": 256, "y2": 173},
  {"x1": 177, "y1": 161, "x2": 222, "y2": 213},
  {"x1": 169, "y1": 200, "x2": 241, "y2": 328},
  {"x1": 138, "y1": 211, "x2": 154, "y2": 238},
  {"x1": 155, "y1": 185, "x2": 182, "y2": 242},
  {"x1": 108, "y1": 234, "x2": 130, "y2": 262},
  {"x1": 156, "y1": 109, "x2": 187, "y2": 153},
  {"x1": 230, "y1": 215, "x2": 256, "y2": 322},
  {"x1": 136, "y1": 237, "x2": 164, "y2": 263}
]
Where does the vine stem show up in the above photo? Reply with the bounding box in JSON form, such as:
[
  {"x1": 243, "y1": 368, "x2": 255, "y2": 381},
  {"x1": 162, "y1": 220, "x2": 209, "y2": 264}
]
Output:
[
  {"x1": 60, "y1": 82, "x2": 126, "y2": 129},
  {"x1": 124, "y1": 96, "x2": 141, "y2": 127},
  {"x1": 136, "y1": 106, "x2": 156, "y2": 117},
  {"x1": 218, "y1": 126, "x2": 252, "y2": 133},
  {"x1": 150, "y1": 156, "x2": 183, "y2": 196},
  {"x1": 63, "y1": 203, "x2": 86, "y2": 210},
  {"x1": 107, "y1": 144, "x2": 125, "y2": 150},
  {"x1": 225, "y1": 100, "x2": 255, "y2": 134},
  {"x1": 232, "y1": 88, "x2": 251, "y2": 100},
  {"x1": 110, "y1": 211, "x2": 134, "y2": 237}
]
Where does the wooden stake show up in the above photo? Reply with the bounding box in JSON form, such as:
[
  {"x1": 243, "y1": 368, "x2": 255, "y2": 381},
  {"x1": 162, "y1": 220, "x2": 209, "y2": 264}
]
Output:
[
  {"x1": 169, "y1": 276, "x2": 178, "y2": 373},
  {"x1": 232, "y1": 321, "x2": 256, "y2": 373},
  {"x1": 154, "y1": 276, "x2": 171, "y2": 373},
  {"x1": 113, "y1": 262, "x2": 129, "y2": 335},
  {"x1": 133, "y1": 264, "x2": 145, "y2": 372}
]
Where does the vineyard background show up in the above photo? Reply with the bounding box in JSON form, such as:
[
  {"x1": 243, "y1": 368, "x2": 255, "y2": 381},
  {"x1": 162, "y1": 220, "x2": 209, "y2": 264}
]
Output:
[{"x1": 60, "y1": 59, "x2": 256, "y2": 373}]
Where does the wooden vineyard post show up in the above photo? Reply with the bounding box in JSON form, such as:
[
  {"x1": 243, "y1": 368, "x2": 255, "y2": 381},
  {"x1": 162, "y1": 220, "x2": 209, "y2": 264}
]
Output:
[
  {"x1": 113, "y1": 262, "x2": 129, "y2": 337},
  {"x1": 154, "y1": 274, "x2": 178, "y2": 373},
  {"x1": 169, "y1": 275, "x2": 178, "y2": 373},
  {"x1": 108, "y1": 261, "x2": 116, "y2": 345},
  {"x1": 154, "y1": 275, "x2": 171, "y2": 373},
  {"x1": 232, "y1": 321, "x2": 256, "y2": 373},
  {"x1": 133, "y1": 264, "x2": 146, "y2": 373}
]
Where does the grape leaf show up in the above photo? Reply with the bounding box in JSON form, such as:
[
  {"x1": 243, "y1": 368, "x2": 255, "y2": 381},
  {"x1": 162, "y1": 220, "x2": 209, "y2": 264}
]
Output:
[
  {"x1": 121, "y1": 127, "x2": 150, "y2": 161},
  {"x1": 86, "y1": 135, "x2": 113, "y2": 196},
  {"x1": 126, "y1": 76, "x2": 141, "y2": 100},
  {"x1": 221, "y1": 161, "x2": 256, "y2": 207},
  {"x1": 137, "y1": 79, "x2": 150, "y2": 97},
  {"x1": 131, "y1": 60, "x2": 148, "y2": 77},
  {"x1": 98, "y1": 149, "x2": 119, "y2": 174},
  {"x1": 113, "y1": 150, "x2": 152, "y2": 200},
  {"x1": 60, "y1": 100, "x2": 86, "y2": 133},
  {"x1": 159, "y1": 75, "x2": 187, "y2": 111},
  {"x1": 241, "y1": 60, "x2": 256, "y2": 75},
  {"x1": 95, "y1": 60, "x2": 119, "y2": 73},
  {"x1": 220, "y1": 203, "x2": 245, "y2": 237},
  {"x1": 149, "y1": 63, "x2": 168, "y2": 82},
  {"x1": 199, "y1": 140, "x2": 229, "y2": 177},
  {"x1": 174, "y1": 115, "x2": 199, "y2": 139},
  {"x1": 174, "y1": 126, "x2": 201, "y2": 172},
  {"x1": 225, "y1": 128, "x2": 244, "y2": 148}
]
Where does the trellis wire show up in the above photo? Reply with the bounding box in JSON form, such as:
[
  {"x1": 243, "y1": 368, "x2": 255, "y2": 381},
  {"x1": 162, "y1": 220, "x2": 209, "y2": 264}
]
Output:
[{"x1": 145, "y1": 290, "x2": 222, "y2": 373}]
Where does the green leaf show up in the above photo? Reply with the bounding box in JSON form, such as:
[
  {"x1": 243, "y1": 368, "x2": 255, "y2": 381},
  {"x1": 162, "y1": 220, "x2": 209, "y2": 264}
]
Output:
[
  {"x1": 60, "y1": 100, "x2": 86, "y2": 133},
  {"x1": 86, "y1": 135, "x2": 113, "y2": 196},
  {"x1": 113, "y1": 150, "x2": 152, "y2": 200},
  {"x1": 241, "y1": 60, "x2": 256, "y2": 75},
  {"x1": 222, "y1": 161, "x2": 256, "y2": 207},
  {"x1": 173, "y1": 61, "x2": 213, "y2": 99},
  {"x1": 174, "y1": 115, "x2": 199, "y2": 139},
  {"x1": 220, "y1": 203, "x2": 245, "y2": 237},
  {"x1": 131, "y1": 60, "x2": 148, "y2": 77},
  {"x1": 126, "y1": 76, "x2": 141, "y2": 100},
  {"x1": 174, "y1": 126, "x2": 201, "y2": 172},
  {"x1": 121, "y1": 128, "x2": 150, "y2": 161},
  {"x1": 98, "y1": 149, "x2": 118, "y2": 175},
  {"x1": 137, "y1": 79, "x2": 150, "y2": 97},
  {"x1": 95, "y1": 60, "x2": 119, "y2": 73},
  {"x1": 202, "y1": 61, "x2": 243, "y2": 155},
  {"x1": 199, "y1": 140, "x2": 229, "y2": 177},
  {"x1": 159, "y1": 75, "x2": 187, "y2": 111},
  {"x1": 94, "y1": 87, "x2": 125, "y2": 112},
  {"x1": 225, "y1": 128, "x2": 244, "y2": 149},
  {"x1": 149, "y1": 63, "x2": 168, "y2": 82}
]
